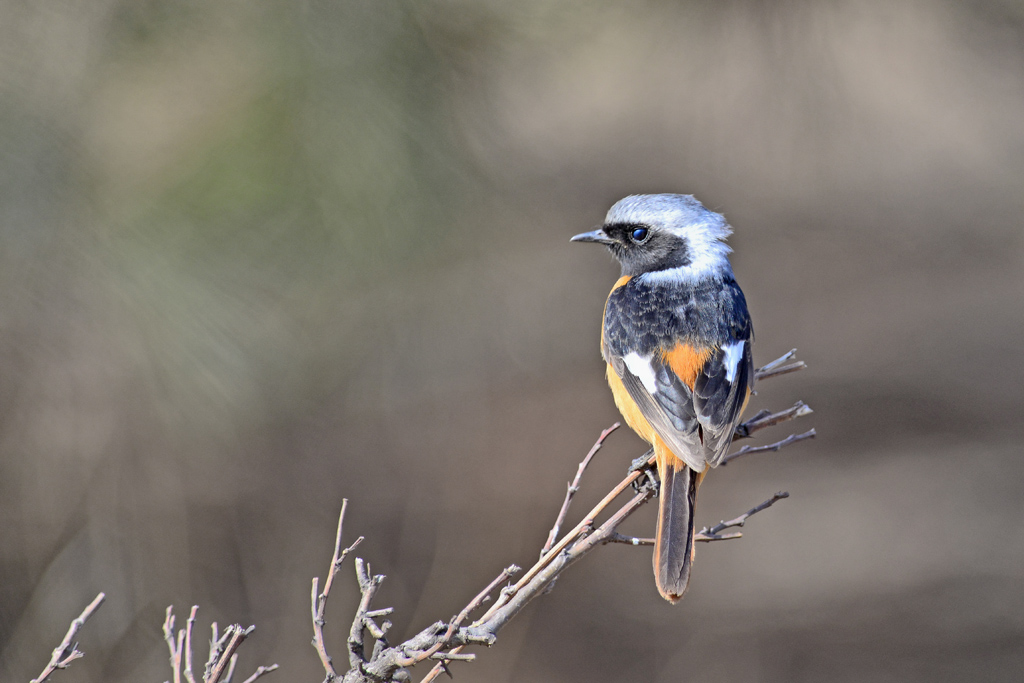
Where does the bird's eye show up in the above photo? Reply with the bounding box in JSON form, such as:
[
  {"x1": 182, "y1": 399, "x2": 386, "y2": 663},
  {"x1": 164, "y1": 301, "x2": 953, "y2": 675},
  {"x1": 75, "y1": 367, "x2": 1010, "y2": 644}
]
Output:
[{"x1": 630, "y1": 227, "x2": 649, "y2": 243}]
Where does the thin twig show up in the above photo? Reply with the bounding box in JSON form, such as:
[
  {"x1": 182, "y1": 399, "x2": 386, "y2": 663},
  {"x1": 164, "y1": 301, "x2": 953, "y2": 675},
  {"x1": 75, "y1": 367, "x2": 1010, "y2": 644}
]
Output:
[
  {"x1": 239, "y1": 664, "x2": 280, "y2": 683},
  {"x1": 429, "y1": 652, "x2": 476, "y2": 661},
  {"x1": 543, "y1": 423, "x2": 620, "y2": 554},
  {"x1": 163, "y1": 608, "x2": 179, "y2": 683},
  {"x1": 698, "y1": 492, "x2": 790, "y2": 540},
  {"x1": 605, "y1": 532, "x2": 653, "y2": 546},
  {"x1": 735, "y1": 402, "x2": 814, "y2": 439},
  {"x1": 721, "y1": 429, "x2": 816, "y2": 465},
  {"x1": 754, "y1": 349, "x2": 807, "y2": 381},
  {"x1": 30, "y1": 592, "x2": 106, "y2": 683},
  {"x1": 758, "y1": 348, "x2": 797, "y2": 372},
  {"x1": 325, "y1": 500, "x2": 363, "y2": 597},
  {"x1": 184, "y1": 606, "x2": 199, "y2": 683},
  {"x1": 756, "y1": 361, "x2": 806, "y2": 381}
]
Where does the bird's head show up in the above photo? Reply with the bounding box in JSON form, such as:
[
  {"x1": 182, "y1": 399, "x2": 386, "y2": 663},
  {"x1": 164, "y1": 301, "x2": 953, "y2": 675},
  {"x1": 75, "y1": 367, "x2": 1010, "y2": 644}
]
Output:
[{"x1": 571, "y1": 194, "x2": 734, "y2": 281}]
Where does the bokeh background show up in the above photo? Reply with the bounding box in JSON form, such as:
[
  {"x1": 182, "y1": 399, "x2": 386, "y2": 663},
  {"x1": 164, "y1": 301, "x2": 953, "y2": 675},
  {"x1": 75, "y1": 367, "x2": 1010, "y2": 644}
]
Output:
[{"x1": 2, "y1": 1, "x2": 1023, "y2": 681}]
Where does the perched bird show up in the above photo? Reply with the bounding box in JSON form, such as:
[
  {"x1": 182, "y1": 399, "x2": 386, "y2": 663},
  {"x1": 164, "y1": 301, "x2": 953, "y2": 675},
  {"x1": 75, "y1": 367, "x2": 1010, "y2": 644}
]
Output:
[{"x1": 572, "y1": 194, "x2": 754, "y2": 602}]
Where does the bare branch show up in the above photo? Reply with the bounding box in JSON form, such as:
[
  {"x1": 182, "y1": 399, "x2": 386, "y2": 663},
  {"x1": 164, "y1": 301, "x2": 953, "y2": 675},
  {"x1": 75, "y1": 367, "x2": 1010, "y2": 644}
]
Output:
[
  {"x1": 30, "y1": 592, "x2": 105, "y2": 683},
  {"x1": 543, "y1": 423, "x2": 620, "y2": 554}
]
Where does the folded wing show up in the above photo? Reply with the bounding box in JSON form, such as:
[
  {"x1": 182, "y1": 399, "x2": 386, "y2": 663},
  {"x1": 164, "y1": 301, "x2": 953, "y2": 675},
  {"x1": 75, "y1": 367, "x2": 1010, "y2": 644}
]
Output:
[{"x1": 607, "y1": 337, "x2": 753, "y2": 470}]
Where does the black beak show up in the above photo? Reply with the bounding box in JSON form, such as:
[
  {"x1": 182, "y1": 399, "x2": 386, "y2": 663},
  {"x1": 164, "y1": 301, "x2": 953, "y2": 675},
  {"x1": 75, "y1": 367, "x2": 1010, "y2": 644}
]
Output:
[{"x1": 570, "y1": 227, "x2": 614, "y2": 245}]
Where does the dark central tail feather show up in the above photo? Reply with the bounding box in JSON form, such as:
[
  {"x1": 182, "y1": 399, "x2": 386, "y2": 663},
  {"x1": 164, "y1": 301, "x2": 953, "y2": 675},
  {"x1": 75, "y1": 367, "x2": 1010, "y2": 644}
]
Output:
[{"x1": 653, "y1": 447, "x2": 699, "y2": 603}]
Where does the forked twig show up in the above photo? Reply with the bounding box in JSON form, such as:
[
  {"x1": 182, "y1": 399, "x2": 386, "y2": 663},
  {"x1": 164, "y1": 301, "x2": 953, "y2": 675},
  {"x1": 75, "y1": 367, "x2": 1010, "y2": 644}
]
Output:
[
  {"x1": 163, "y1": 607, "x2": 184, "y2": 683},
  {"x1": 311, "y1": 499, "x2": 364, "y2": 680}
]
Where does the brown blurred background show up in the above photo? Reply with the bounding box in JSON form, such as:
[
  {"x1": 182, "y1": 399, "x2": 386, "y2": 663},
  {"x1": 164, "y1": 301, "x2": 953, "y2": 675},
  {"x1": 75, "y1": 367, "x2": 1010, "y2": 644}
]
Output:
[{"x1": 1, "y1": 1, "x2": 1023, "y2": 681}]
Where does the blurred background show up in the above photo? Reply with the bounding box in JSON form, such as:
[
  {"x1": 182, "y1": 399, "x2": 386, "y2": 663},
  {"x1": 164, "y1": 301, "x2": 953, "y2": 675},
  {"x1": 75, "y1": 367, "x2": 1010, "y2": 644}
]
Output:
[{"x1": 1, "y1": 0, "x2": 1022, "y2": 681}]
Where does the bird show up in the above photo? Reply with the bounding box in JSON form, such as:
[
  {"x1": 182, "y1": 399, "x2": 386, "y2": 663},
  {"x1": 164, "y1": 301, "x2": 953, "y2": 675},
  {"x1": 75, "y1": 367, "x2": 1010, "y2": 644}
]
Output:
[{"x1": 571, "y1": 194, "x2": 754, "y2": 603}]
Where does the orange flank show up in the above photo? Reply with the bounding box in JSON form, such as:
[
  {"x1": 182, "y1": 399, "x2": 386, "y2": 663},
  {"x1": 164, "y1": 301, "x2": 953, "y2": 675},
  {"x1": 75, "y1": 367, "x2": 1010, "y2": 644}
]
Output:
[
  {"x1": 662, "y1": 343, "x2": 713, "y2": 389},
  {"x1": 606, "y1": 363, "x2": 656, "y2": 444},
  {"x1": 611, "y1": 275, "x2": 631, "y2": 291},
  {"x1": 740, "y1": 385, "x2": 752, "y2": 417}
]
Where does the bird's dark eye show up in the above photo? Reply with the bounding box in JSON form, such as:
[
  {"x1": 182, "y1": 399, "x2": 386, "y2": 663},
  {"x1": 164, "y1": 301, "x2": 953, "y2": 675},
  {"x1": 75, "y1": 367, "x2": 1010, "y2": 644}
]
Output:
[{"x1": 630, "y1": 227, "x2": 649, "y2": 243}]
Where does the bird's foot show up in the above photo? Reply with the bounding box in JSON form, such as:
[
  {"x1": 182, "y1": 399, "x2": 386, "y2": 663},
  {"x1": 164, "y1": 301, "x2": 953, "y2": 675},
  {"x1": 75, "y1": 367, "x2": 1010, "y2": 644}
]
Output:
[
  {"x1": 627, "y1": 448, "x2": 655, "y2": 474},
  {"x1": 629, "y1": 449, "x2": 658, "y2": 494}
]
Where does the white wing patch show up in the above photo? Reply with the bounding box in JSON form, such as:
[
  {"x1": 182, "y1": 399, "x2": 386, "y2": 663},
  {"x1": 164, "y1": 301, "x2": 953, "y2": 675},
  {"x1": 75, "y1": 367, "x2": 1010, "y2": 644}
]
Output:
[
  {"x1": 722, "y1": 341, "x2": 745, "y2": 383},
  {"x1": 623, "y1": 352, "x2": 658, "y2": 395}
]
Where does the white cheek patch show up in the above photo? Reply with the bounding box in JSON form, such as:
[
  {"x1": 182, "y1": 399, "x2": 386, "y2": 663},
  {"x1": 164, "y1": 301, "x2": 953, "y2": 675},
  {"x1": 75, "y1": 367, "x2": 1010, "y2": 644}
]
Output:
[
  {"x1": 623, "y1": 352, "x2": 658, "y2": 395},
  {"x1": 722, "y1": 341, "x2": 745, "y2": 383}
]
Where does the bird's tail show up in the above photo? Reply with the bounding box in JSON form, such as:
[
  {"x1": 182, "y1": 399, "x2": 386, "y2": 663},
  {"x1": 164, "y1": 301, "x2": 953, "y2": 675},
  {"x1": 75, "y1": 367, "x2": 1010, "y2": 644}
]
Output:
[{"x1": 653, "y1": 441, "x2": 700, "y2": 603}]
